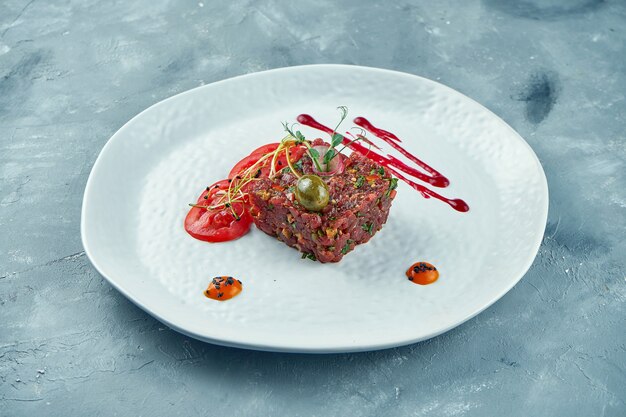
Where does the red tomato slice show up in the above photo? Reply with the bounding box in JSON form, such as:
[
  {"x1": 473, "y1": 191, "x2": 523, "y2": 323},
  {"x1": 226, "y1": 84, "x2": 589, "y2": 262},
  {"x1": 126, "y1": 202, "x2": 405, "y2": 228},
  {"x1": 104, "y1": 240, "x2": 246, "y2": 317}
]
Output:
[
  {"x1": 228, "y1": 143, "x2": 279, "y2": 179},
  {"x1": 249, "y1": 143, "x2": 280, "y2": 157},
  {"x1": 229, "y1": 154, "x2": 264, "y2": 179},
  {"x1": 228, "y1": 143, "x2": 307, "y2": 179},
  {"x1": 184, "y1": 180, "x2": 253, "y2": 242}
]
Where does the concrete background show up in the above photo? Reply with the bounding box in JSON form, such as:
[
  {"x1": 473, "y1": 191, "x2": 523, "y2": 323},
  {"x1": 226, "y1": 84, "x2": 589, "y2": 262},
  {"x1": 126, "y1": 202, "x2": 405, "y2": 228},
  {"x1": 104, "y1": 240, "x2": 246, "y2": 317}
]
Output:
[{"x1": 1, "y1": 0, "x2": 625, "y2": 415}]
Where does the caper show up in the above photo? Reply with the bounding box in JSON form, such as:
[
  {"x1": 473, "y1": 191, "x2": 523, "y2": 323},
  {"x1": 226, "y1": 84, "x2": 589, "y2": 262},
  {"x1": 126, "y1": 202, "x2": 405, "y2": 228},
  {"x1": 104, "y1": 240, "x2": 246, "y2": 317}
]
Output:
[{"x1": 295, "y1": 175, "x2": 329, "y2": 211}]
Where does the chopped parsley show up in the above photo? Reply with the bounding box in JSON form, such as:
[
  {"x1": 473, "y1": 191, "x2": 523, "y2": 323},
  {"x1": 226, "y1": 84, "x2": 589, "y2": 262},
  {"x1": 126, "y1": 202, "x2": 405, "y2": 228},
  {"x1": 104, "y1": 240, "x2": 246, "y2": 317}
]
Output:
[
  {"x1": 354, "y1": 176, "x2": 365, "y2": 188},
  {"x1": 301, "y1": 252, "x2": 317, "y2": 261},
  {"x1": 370, "y1": 167, "x2": 385, "y2": 176},
  {"x1": 385, "y1": 177, "x2": 399, "y2": 197},
  {"x1": 341, "y1": 239, "x2": 354, "y2": 254},
  {"x1": 361, "y1": 222, "x2": 374, "y2": 235}
]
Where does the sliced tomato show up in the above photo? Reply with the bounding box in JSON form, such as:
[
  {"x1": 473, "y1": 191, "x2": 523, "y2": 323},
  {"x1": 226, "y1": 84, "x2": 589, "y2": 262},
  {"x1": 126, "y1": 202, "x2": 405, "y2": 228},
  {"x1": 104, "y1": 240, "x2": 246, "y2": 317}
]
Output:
[
  {"x1": 229, "y1": 154, "x2": 263, "y2": 179},
  {"x1": 228, "y1": 143, "x2": 280, "y2": 179},
  {"x1": 184, "y1": 180, "x2": 253, "y2": 242},
  {"x1": 228, "y1": 143, "x2": 307, "y2": 179},
  {"x1": 249, "y1": 143, "x2": 280, "y2": 157}
]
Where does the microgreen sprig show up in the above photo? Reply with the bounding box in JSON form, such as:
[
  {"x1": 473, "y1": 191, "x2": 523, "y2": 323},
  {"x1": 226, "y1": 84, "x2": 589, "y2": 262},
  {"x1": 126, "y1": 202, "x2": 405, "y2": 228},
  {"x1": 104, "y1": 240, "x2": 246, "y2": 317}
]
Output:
[
  {"x1": 281, "y1": 123, "x2": 324, "y2": 172},
  {"x1": 282, "y1": 123, "x2": 306, "y2": 143},
  {"x1": 319, "y1": 106, "x2": 349, "y2": 170}
]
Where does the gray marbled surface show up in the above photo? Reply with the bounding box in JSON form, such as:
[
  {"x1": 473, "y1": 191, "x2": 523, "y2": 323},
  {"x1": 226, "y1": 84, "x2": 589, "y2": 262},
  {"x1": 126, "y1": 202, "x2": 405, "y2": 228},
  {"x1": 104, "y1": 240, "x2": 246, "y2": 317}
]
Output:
[{"x1": 1, "y1": 0, "x2": 625, "y2": 416}]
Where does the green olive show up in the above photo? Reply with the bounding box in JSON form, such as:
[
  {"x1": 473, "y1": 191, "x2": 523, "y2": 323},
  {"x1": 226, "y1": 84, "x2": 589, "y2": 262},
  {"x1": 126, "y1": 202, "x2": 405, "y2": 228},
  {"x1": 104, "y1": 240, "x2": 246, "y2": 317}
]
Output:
[{"x1": 295, "y1": 175, "x2": 329, "y2": 211}]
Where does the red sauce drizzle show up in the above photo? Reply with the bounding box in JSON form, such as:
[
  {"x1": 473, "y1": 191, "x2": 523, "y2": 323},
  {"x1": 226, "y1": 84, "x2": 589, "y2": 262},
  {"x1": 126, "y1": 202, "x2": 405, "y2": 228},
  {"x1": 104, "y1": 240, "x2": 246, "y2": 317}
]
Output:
[
  {"x1": 354, "y1": 117, "x2": 449, "y2": 187},
  {"x1": 204, "y1": 276, "x2": 243, "y2": 301},
  {"x1": 406, "y1": 262, "x2": 439, "y2": 285},
  {"x1": 296, "y1": 114, "x2": 469, "y2": 212},
  {"x1": 388, "y1": 167, "x2": 470, "y2": 213}
]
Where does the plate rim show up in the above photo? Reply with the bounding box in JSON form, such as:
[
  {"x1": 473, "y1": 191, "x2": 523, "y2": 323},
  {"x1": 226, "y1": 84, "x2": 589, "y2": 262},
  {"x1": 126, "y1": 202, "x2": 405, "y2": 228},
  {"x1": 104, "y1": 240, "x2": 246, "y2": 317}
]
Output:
[{"x1": 81, "y1": 64, "x2": 549, "y2": 353}]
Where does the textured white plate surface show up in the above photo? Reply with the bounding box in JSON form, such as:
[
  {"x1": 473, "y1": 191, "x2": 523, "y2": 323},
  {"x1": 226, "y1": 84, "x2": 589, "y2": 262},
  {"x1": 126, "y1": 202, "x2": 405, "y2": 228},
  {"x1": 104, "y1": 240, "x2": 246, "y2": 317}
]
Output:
[{"x1": 81, "y1": 65, "x2": 548, "y2": 353}]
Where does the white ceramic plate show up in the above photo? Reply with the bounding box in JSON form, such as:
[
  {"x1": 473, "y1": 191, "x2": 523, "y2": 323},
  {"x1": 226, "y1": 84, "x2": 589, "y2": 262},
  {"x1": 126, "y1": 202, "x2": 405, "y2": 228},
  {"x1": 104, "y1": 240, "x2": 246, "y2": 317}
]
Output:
[{"x1": 81, "y1": 65, "x2": 548, "y2": 353}]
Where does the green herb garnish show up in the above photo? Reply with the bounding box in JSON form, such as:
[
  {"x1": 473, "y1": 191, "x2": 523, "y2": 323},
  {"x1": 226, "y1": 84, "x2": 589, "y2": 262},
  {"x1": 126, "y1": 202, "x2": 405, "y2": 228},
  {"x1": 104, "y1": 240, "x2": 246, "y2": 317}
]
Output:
[
  {"x1": 331, "y1": 133, "x2": 343, "y2": 148},
  {"x1": 355, "y1": 176, "x2": 365, "y2": 188},
  {"x1": 323, "y1": 148, "x2": 336, "y2": 165},
  {"x1": 385, "y1": 177, "x2": 399, "y2": 197},
  {"x1": 340, "y1": 239, "x2": 354, "y2": 255},
  {"x1": 321, "y1": 106, "x2": 348, "y2": 167},
  {"x1": 282, "y1": 123, "x2": 306, "y2": 143},
  {"x1": 282, "y1": 123, "x2": 324, "y2": 172},
  {"x1": 301, "y1": 252, "x2": 317, "y2": 261},
  {"x1": 361, "y1": 222, "x2": 374, "y2": 235}
]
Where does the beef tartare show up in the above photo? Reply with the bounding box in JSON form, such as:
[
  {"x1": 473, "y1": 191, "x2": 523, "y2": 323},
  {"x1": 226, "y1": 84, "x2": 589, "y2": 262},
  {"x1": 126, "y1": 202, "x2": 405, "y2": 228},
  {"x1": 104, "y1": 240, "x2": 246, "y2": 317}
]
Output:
[
  {"x1": 184, "y1": 106, "x2": 468, "y2": 299},
  {"x1": 249, "y1": 138, "x2": 397, "y2": 263}
]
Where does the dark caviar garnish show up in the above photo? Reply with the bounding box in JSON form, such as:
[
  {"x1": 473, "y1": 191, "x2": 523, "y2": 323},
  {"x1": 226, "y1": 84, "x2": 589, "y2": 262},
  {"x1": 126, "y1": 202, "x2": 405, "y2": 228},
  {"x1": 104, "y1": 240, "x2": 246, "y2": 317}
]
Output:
[
  {"x1": 413, "y1": 263, "x2": 436, "y2": 273},
  {"x1": 406, "y1": 262, "x2": 439, "y2": 286},
  {"x1": 205, "y1": 276, "x2": 243, "y2": 301}
]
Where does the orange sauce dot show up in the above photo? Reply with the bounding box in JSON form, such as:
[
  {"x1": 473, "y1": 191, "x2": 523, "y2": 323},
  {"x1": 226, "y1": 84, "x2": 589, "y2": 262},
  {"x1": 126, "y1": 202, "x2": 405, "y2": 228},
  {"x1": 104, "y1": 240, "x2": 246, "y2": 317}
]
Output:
[
  {"x1": 204, "y1": 276, "x2": 243, "y2": 301},
  {"x1": 406, "y1": 262, "x2": 439, "y2": 285}
]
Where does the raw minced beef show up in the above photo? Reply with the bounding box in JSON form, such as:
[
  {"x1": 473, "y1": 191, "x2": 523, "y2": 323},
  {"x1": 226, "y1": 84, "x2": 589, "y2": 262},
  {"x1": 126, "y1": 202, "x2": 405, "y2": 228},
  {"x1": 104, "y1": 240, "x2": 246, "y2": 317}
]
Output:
[{"x1": 248, "y1": 139, "x2": 397, "y2": 263}]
